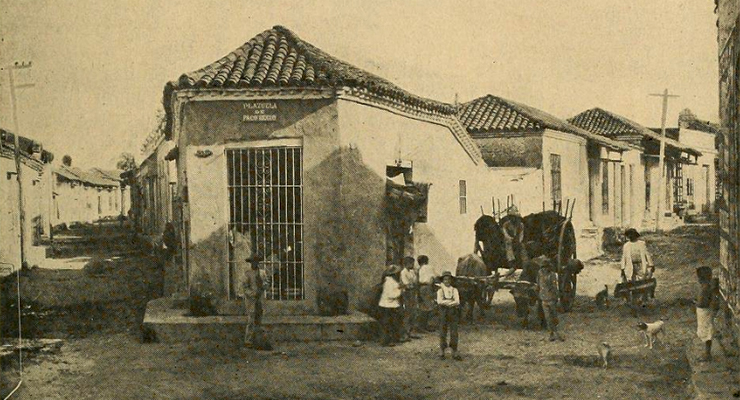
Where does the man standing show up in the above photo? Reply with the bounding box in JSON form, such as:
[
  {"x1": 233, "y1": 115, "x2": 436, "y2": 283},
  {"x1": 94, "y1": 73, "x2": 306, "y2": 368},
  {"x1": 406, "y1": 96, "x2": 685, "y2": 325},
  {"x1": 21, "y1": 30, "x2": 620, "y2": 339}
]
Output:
[
  {"x1": 537, "y1": 259, "x2": 564, "y2": 342},
  {"x1": 501, "y1": 206, "x2": 528, "y2": 275},
  {"x1": 242, "y1": 253, "x2": 265, "y2": 348},
  {"x1": 400, "y1": 256, "x2": 421, "y2": 340}
]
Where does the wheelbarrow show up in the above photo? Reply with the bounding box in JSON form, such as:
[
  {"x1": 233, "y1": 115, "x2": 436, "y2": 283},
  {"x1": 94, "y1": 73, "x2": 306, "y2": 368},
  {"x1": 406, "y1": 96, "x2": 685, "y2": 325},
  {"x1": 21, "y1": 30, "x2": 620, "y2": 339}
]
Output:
[{"x1": 613, "y1": 278, "x2": 657, "y2": 301}]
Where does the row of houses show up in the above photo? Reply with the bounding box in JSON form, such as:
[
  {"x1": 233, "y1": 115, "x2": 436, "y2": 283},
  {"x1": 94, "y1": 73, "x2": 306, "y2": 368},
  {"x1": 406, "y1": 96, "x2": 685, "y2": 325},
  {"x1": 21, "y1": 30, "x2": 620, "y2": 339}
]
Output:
[
  {"x1": 53, "y1": 165, "x2": 130, "y2": 226},
  {"x1": 132, "y1": 25, "x2": 717, "y2": 317},
  {"x1": 0, "y1": 127, "x2": 131, "y2": 274}
]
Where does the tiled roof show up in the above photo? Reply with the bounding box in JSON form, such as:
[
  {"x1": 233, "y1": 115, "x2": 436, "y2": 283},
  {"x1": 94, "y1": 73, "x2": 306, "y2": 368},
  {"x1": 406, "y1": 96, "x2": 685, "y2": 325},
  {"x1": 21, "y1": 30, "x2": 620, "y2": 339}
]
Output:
[
  {"x1": 90, "y1": 168, "x2": 123, "y2": 182},
  {"x1": 0, "y1": 128, "x2": 54, "y2": 163},
  {"x1": 568, "y1": 108, "x2": 701, "y2": 156},
  {"x1": 457, "y1": 95, "x2": 630, "y2": 151},
  {"x1": 164, "y1": 25, "x2": 455, "y2": 117},
  {"x1": 55, "y1": 166, "x2": 119, "y2": 187},
  {"x1": 684, "y1": 119, "x2": 721, "y2": 135}
]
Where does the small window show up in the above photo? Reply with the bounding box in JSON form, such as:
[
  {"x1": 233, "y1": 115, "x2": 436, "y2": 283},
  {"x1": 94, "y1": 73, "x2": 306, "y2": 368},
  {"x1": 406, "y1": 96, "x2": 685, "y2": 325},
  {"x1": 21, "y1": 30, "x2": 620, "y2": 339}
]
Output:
[
  {"x1": 601, "y1": 161, "x2": 609, "y2": 215},
  {"x1": 550, "y1": 154, "x2": 562, "y2": 207},
  {"x1": 459, "y1": 180, "x2": 467, "y2": 214}
]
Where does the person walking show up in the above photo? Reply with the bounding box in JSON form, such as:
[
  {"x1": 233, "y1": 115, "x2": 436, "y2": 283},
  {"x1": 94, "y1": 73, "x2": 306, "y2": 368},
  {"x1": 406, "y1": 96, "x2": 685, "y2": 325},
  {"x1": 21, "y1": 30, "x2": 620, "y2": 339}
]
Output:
[
  {"x1": 695, "y1": 266, "x2": 720, "y2": 361},
  {"x1": 537, "y1": 259, "x2": 564, "y2": 342},
  {"x1": 417, "y1": 255, "x2": 437, "y2": 332},
  {"x1": 400, "y1": 256, "x2": 421, "y2": 340},
  {"x1": 242, "y1": 253, "x2": 265, "y2": 348},
  {"x1": 620, "y1": 228, "x2": 655, "y2": 305},
  {"x1": 378, "y1": 264, "x2": 404, "y2": 347},
  {"x1": 437, "y1": 271, "x2": 462, "y2": 360}
]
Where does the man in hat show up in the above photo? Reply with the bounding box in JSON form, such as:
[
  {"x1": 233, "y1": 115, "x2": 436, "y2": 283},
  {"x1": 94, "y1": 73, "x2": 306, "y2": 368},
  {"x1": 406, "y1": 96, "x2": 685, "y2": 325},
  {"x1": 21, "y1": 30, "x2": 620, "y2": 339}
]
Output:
[
  {"x1": 437, "y1": 271, "x2": 462, "y2": 360},
  {"x1": 621, "y1": 228, "x2": 654, "y2": 305},
  {"x1": 501, "y1": 205, "x2": 527, "y2": 276},
  {"x1": 242, "y1": 253, "x2": 265, "y2": 347}
]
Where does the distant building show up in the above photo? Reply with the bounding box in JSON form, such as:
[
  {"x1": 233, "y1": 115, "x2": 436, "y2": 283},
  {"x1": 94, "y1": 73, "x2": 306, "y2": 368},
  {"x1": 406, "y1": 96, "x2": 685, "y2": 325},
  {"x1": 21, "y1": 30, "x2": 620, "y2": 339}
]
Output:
[
  {"x1": 0, "y1": 129, "x2": 54, "y2": 273},
  {"x1": 648, "y1": 109, "x2": 720, "y2": 216},
  {"x1": 569, "y1": 108, "x2": 701, "y2": 231},
  {"x1": 52, "y1": 165, "x2": 126, "y2": 226},
  {"x1": 457, "y1": 95, "x2": 631, "y2": 260}
]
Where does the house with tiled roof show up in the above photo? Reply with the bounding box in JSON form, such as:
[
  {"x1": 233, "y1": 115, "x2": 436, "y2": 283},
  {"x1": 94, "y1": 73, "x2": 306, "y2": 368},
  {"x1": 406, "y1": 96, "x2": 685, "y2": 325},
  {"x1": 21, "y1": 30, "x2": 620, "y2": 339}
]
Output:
[
  {"x1": 0, "y1": 129, "x2": 54, "y2": 274},
  {"x1": 647, "y1": 109, "x2": 720, "y2": 216},
  {"x1": 52, "y1": 165, "x2": 128, "y2": 226},
  {"x1": 155, "y1": 25, "x2": 496, "y2": 323},
  {"x1": 569, "y1": 107, "x2": 702, "y2": 231},
  {"x1": 457, "y1": 94, "x2": 632, "y2": 259}
]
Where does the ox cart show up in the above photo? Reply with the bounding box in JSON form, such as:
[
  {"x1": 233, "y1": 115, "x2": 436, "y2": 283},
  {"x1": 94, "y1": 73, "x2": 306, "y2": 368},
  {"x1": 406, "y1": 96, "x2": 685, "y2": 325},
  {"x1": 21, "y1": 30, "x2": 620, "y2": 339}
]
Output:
[{"x1": 456, "y1": 201, "x2": 581, "y2": 322}]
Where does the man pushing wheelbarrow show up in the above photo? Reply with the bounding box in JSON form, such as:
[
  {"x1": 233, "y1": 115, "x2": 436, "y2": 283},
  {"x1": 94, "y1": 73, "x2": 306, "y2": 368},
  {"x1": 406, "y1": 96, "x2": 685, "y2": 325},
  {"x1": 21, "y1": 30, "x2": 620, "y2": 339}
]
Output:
[{"x1": 615, "y1": 229, "x2": 656, "y2": 308}]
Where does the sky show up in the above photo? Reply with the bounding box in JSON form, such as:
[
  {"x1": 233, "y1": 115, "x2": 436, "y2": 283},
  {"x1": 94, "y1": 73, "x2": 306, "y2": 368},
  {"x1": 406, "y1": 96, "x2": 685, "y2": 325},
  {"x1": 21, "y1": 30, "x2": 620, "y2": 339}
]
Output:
[{"x1": 0, "y1": 0, "x2": 720, "y2": 169}]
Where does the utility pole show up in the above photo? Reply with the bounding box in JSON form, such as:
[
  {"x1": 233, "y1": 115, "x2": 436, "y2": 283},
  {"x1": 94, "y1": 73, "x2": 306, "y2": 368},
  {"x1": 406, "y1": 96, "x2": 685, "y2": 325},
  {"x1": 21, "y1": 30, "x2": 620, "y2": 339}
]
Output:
[
  {"x1": 5, "y1": 61, "x2": 35, "y2": 269},
  {"x1": 649, "y1": 89, "x2": 679, "y2": 231}
]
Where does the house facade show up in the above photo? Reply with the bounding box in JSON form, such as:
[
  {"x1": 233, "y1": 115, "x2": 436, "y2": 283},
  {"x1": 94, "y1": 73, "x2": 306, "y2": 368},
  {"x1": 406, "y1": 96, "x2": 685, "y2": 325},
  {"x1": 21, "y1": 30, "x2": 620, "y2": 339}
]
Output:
[
  {"x1": 0, "y1": 129, "x2": 54, "y2": 274},
  {"x1": 162, "y1": 26, "x2": 500, "y2": 316},
  {"x1": 52, "y1": 165, "x2": 124, "y2": 226},
  {"x1": 569, "y1": 108, "x2": 701, "y2": 232},
  {"x1": 457, "y1": 95, "x2": 631, "y2": 260}
]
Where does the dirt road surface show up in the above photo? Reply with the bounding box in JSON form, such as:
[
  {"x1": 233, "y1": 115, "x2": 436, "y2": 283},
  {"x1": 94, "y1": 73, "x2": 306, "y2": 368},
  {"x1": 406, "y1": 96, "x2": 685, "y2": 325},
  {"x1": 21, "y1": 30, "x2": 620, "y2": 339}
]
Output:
[{"x1": 1, "y1": 224, "x2": 717, "y2": 399}]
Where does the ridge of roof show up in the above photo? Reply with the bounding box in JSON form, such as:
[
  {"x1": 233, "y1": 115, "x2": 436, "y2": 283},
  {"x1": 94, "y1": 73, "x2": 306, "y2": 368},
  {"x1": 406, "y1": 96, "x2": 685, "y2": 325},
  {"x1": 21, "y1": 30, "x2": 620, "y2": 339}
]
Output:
[
  {"x1": 55, "y1": 165, "x2": 119, "y2": 187},
  {"x1": 457, "y1": 95, "x2": 630, "y2": 151},
  {"x1": 163, "y1": 25, "x2": 456, "y2": 134},
  {"x1": 569, "y1": 108, "x2": 701, "y2": 156}
]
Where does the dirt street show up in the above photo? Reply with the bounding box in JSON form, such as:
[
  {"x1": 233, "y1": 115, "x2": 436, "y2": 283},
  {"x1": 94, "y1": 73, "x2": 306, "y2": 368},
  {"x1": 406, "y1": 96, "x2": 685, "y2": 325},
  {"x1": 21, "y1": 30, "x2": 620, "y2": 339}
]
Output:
[{"x1": 1, "y1": 224, "x2": 718, "y2": 399}]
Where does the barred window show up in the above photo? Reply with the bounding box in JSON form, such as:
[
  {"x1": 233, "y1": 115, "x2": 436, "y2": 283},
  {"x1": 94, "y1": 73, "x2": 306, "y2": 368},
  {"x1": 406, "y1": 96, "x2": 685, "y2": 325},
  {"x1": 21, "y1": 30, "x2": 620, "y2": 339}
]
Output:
[{"x1": 227, "y1": 147, "x2": 304, "y2": 301}]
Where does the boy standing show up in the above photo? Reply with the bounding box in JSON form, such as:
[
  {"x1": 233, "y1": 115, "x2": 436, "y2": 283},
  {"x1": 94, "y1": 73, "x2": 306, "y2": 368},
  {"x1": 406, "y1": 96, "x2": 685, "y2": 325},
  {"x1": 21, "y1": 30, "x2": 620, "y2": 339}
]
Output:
[
  {"x1": 537, "y1": 259, "x2": 564, "y2": 342},
  {"x1": 695, "y1": 266, "x2": 718, "y2": 361},
  {"x1": 437, "y1": 271, "x2": 462, "y2": 360}
]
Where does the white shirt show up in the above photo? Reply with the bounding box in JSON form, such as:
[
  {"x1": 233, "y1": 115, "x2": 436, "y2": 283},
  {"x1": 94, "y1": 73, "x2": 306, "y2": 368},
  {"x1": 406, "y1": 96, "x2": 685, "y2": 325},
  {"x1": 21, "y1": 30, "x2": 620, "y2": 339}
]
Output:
[
  {"x1": 621, "y1": 240, "x2": 654, "y2": 275},
  {"x1": 436, "y1": 285, "x2": 460, "y2": 307},
  {"x1": 379, "y1": 276, "x2": 402, "y2": 308},
  {"x1": 400, "y1": 268, "x2": 418, "y2": 288},
  {"x1": 418, "y1": 265, "x2": 436, "y2": 284}
]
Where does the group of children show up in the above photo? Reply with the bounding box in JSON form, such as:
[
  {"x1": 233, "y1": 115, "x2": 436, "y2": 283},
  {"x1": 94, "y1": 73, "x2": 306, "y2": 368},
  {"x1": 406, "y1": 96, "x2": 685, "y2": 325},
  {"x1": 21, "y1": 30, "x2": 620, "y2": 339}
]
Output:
[
  {"x1": 377, "y1": 255, "x2": 465, "y2": 359},
  {"x1": 378, "y1": 252, "x2": 566, "y2": 359}
]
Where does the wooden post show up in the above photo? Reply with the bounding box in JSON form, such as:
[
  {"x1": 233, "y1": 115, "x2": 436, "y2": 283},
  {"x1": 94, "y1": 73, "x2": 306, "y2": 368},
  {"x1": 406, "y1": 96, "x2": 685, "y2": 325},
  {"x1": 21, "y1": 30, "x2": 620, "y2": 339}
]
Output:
[{"x1": 650, "y1": 89, "x2": 679, "y2": 231}]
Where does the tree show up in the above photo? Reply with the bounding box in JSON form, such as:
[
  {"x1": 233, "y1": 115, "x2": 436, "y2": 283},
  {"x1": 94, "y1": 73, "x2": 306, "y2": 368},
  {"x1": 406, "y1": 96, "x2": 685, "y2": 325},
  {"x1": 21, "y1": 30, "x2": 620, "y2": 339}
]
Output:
[
  {"x1": 116, "y1": 152, "x2": 137, "y2": 171},
  {"x1": 62, "y1": 155, "x2": 72, "y2": 167}
]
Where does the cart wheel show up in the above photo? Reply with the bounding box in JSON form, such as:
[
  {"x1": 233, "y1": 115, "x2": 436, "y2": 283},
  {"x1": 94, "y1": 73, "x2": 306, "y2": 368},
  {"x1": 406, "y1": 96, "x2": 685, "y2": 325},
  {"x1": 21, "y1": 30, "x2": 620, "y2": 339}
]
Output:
[{"x1": 557, "y1": 220, "x2": 578, "y2": 312}]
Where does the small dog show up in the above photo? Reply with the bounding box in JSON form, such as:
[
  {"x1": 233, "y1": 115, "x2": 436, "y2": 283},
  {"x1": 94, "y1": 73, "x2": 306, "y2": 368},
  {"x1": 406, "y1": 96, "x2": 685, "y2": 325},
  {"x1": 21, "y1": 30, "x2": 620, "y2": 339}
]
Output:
[
  {"x1": 595, "y1": 285, "x2": 609, "y2": 310},
  {"x1": 637, "y1": 320, "x2": 665, "y2": 349},
  {"x1": 597, "y1": 342, "x2": 612, "y2": 368}
]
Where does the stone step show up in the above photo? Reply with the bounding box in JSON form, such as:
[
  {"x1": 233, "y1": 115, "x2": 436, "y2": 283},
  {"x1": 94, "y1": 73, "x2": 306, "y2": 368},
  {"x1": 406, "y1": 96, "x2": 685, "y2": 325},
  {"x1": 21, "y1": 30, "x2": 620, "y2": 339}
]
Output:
[{"x1": 142, "y1": 298, "x2": 378, "y2": 344}]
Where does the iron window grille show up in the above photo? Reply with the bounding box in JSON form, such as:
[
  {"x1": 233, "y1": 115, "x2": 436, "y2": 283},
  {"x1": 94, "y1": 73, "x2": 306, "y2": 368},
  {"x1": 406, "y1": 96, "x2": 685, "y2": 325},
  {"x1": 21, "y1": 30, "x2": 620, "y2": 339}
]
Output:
[
  {"x1": 550, "y1": 154, "x2": 562, "y2": 206},
  {"x1": 226, "y1": 147, "x2": 304, "y2": 301},
  {"x1": 602, "y1": 161, "x2": 609, "y2": 215}
]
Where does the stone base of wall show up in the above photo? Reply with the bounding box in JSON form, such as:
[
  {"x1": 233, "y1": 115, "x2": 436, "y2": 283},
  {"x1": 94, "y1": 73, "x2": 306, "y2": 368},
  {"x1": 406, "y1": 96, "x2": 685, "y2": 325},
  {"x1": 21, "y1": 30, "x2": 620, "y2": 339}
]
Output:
[
  {"x1": 578, "y1": 227, "x2": 603, "y2": 261},
  {"x1": 142, "y1": 297, "x2": 378, "y2": 344}
]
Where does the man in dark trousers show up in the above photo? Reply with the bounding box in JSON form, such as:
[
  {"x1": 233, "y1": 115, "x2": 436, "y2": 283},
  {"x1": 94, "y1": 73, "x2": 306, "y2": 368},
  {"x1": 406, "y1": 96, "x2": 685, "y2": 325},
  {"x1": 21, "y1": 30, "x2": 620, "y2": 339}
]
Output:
[
  {"x1": 437, "y1": 271, "x2": 462, "y2": 360},
  {"x1": 242, "y1": 253, "x2": 265, "y2": 348}
]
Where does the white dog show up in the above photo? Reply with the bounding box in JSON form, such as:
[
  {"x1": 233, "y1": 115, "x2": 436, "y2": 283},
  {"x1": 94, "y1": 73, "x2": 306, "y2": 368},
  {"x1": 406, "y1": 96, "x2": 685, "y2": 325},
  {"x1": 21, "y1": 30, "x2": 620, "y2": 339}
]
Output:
[{"x1": 637, "y1": 320, "x2": 665, "y2": 349}]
